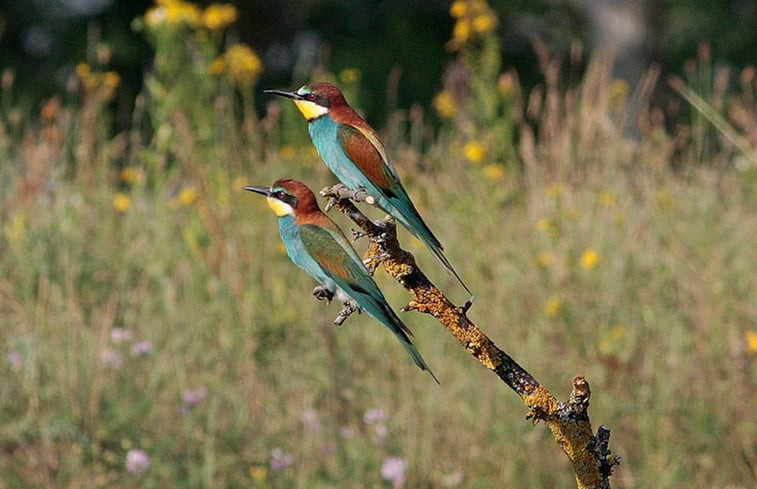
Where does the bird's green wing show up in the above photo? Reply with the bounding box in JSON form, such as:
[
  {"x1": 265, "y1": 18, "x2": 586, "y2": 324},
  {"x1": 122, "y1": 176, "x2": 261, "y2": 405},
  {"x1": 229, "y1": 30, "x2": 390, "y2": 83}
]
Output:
[{"x1": 299, "y1": 222, "x2": 381, "y2": 296}]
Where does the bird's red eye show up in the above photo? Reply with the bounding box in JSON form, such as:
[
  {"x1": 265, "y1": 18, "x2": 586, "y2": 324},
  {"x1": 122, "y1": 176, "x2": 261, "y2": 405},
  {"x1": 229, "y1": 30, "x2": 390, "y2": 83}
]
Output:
[{"x1": 305, "y1": 93, "x2": 317, "y2": 101}]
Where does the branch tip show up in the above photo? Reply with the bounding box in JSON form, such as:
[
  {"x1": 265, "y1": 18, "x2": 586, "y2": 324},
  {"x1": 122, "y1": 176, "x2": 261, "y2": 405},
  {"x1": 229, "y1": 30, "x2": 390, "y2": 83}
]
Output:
[{"x1": 569, "y1": 376, "x2": 591, "y2": 414}]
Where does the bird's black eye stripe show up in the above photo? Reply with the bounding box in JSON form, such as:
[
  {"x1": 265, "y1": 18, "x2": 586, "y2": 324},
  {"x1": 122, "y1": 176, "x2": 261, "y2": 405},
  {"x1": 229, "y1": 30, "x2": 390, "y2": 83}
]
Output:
[
  {"x1": 273, "y1": 190, "x2": 298, "y2": 209},
  {"x1": 302, "y1": 93, "x2": 330, "y2": 108}
]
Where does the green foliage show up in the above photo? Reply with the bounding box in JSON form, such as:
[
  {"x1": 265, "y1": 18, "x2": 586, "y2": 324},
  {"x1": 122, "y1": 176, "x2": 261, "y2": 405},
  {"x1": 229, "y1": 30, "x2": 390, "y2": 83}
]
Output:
[{"x1": 0, "y1": 2, "x2": 755, "y2": 488}]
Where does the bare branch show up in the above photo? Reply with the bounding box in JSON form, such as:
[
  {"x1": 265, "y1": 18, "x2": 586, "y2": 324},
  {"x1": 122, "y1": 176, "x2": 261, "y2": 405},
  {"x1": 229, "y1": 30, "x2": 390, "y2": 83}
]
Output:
[{"x1": 322, "y1": 186, "x2": 619, "y2": 489}]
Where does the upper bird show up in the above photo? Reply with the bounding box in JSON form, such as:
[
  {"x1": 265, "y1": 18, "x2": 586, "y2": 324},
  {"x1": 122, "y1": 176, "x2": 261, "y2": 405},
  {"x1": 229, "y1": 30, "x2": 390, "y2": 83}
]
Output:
[
  {"x1": 264, "y1": 82, "x2": 471, "y2": 296},
  {"x1": 243, "y1": 178, "x2": 438, "y2": 383}
]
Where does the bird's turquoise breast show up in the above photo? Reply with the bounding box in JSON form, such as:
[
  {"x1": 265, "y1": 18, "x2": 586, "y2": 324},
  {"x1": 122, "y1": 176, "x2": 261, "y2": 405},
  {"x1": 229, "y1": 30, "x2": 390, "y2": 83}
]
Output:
[
  {"x1": 308, "y1": 117, "x2": 376, "y2": 191},
  {"x1": 276, "y1": 215, "x2": 331, "y2": 286}
]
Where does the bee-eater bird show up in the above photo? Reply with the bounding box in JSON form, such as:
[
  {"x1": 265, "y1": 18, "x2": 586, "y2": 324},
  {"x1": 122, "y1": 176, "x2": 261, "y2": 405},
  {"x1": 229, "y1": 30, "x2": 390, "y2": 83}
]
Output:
[
  {"x1": 264, "y1": 83, "x2": 472, "y2": 296},
  {"x1": 243, "y1": 178, "x2": 438, "y2": 382}
]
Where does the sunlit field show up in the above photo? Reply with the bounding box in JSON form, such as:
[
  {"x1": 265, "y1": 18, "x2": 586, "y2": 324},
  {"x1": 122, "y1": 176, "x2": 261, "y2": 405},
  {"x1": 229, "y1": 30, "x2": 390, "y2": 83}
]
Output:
[{"x1": 1, "y1": 1, "x2": 755, "y2": 488}]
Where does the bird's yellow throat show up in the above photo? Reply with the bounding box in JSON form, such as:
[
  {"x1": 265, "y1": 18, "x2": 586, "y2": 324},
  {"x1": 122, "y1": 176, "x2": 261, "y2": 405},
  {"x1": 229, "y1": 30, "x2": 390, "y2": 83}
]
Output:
[
  {"x1": 266, "y1": 197, "x2": 294, "y2": 217},
  {"x1": 293, "y1": 99, "x2": 328, "y2": 121}
]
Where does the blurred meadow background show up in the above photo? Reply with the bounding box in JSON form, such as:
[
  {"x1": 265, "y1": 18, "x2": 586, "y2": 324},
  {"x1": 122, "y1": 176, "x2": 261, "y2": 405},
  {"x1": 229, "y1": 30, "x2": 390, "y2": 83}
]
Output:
[{"x1": 1, "y1": 0, "x2": 756, "y2": 488}]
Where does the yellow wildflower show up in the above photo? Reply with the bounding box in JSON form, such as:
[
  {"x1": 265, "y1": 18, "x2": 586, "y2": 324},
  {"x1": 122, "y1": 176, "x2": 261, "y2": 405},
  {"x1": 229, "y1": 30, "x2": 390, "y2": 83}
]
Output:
[
  {"x1": 450, "y1": 1, "x2": 467, "y2": 18},
  {"x1": 145, "y1": 0, "x2": 201, "y2": 28},
  {"x1": 447, "y1": 0, "x2": 498, "y2": 49},
  {"x1": 745, "y1": 331, "x2": 757, "y2": 354},
  {"x1": 536, "y1": 217, "x2": 553, "y2": 233},
  {"x1": 598, "y1": 190, "x2": 616, "y2": 206},
  {"x1": 76, "y1": 62, "x2": 91, "y2": 79},
  {"x1": 482, "y1": 163, "x2": 504, "y2": 181},
  {"x1": 564, "y1": 207, "x2": 580, "y2": 220},
  {"x1": 249, "y1": 465, "x2": 268, "y2": 482},
  {"x1": 120, "y1": 166, "x2": 142, "y2": 185},
  {"x1": 463, "y1": 140, "x2": 486, "y2": 164},
  {"x1": 103, "y1": 71, "x2": 121, "y2": 90},
  {"x1": 182, "y1": 225, "x2": 202, "y2": 256},
  {"x1": 202, "y1": 3, "x2": 238, "y2": 30},
  {"x1": 472, "y1": 12, "x2": 497, "y2": 34},
  {"x1": 656, "y1": 189, "x2": 673, "y2": 209},
  {"x1": 339, "y1": 68, "x2": 361, "y2": 84},
  {"x1": 433, "y1": 90, "x2": 458, "y2": 119},
  {"x1": 452, "y1": 19, "x2": 472, "y2": 47},
  {"x1": 102, "y1": 71, "x2": 121, "y2": 99},
  {"x1": 113, "y1": 193, "x2": 132, "y2": 213},
  {"x1": 598, "y1": 325, "x2": 630, "y2": 357},
  {"x1": 144, "y1": 6, "x2": 165, "y2": 27},
  {"x1": 580, "y1": 248, "x2": 599, "y2": 270},
  {"x1": 163, "y1": 0, "x2": 201, "y2": 25},
  {"x1": 4, "y1": 213, "x2": 27, "y2": 244},
  {"x1": 224, "y1": 44, "x2": 263, "y2": 86},
  {"x1": 178, "y1": 186, "x2": 199, "y2": 206},
  {"x1": 545, "y1": 182, "x2": 563, "y2": 198},
  {"x1": 544, "y1": 295, "x2": 562, "y2": 318},
  {"x1": 208, "y1": 57, "x2": 225, "y2": 75},
  {"x1": 536, "y1": 251, "x2": 553, "y2": 267},
  {"x1": 280, "y1": 145, "x2": 296, "y2": 159}
]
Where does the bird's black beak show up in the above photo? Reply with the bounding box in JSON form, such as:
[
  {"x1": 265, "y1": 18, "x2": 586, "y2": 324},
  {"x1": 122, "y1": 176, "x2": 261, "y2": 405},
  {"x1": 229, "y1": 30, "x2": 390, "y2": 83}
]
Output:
[
  {"x1": 263, "y1": 89, "x2": 303, "y2": 101},
  {"x1": 242, "y1": 185, "x2": 271, "y2": 197}
]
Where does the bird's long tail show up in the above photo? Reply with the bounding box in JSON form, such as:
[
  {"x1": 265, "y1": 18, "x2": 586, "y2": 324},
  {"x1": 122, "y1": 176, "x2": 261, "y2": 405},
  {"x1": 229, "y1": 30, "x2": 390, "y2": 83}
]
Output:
[
  {"x1": 425, "y1": 237, "x2": 472, "y2": 298},
  {"x1": 364, "y1": 299, "x2": 439, "y2": 384},
  {"x1": 386, "y1": 197, "x2": 473, "y2": 297},
  {"x1": 397, "y1": 334, "x2": 440, "y2": 384}
]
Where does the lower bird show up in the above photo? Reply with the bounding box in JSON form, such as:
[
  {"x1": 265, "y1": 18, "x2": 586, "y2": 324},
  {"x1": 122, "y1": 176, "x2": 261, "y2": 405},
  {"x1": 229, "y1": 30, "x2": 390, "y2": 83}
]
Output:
[{"x1": 243, "y1": 178, "x2": 438, "y2": 383}]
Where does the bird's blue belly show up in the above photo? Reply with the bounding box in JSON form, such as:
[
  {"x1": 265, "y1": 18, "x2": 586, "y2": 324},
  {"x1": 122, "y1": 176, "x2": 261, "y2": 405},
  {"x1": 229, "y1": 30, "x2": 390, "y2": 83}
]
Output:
[{"x1": 277, "y1": 215, "x2": 334, "y2": 292}]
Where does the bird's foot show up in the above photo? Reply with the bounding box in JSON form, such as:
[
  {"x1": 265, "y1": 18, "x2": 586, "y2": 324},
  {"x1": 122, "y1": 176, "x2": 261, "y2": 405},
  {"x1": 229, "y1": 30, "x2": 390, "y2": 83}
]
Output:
[
  {"x1": 334, "y1": 300, "x2": 361, "y2": 326},
  {"x1": 312, "y1": 285, "x2": 334, "y2": 303}
]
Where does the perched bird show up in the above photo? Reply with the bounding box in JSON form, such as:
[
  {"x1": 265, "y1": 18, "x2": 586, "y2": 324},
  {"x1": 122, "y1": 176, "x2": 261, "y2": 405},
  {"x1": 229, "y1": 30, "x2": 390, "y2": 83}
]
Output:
[
  {"x1": 243, "y1": 178, "x2": 438, "y2": 382},
  {"x1": 264, "y1": 83, "x2": 472, "y2": 296}
]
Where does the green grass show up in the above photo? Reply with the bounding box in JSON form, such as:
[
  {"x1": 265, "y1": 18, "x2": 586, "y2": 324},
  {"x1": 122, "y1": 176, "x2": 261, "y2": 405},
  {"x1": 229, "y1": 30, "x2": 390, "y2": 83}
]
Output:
[{"x1": 1, "y1": 8, "x2": 756, "y2": 488}]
